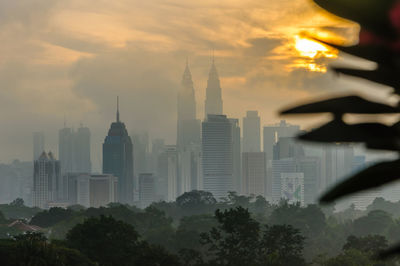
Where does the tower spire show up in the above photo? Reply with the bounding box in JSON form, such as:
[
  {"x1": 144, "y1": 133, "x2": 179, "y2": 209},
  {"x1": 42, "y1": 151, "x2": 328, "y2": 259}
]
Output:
[{"x1": 116, "y1": 96, "x2": 120, "y2": 122}]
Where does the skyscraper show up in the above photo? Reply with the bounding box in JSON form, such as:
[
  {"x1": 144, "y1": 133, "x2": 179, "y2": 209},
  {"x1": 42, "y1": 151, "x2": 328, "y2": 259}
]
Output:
[
  {"x1": 75, "y1": 125, "x2": 91, "y2": 173},
  {"x1": 177, "y1": 61, "x2": 201, "y2": 196},
  {"x1": 242, "y1": 152, "x2": 266, "y2": 196},
  {"x1": 263, "y1": 120, "x2": 300, "y2": 200},
  {"x1": 243, "y1": 111, "x2": 261, "y2": 152},
  {"x1": 33, "y1": 132, "x2": 45, "y2": 160},
  {"x1": 177, "y1": 60, "x2": 200, "y2": 148},
  {"x1": 59, "y1": 127, "x2": 74, "y2": 174},
  {"x1": 202, "y1": 115, "x2": 233, "y2": 200},
  {"x1": 229, "y1": 118, "x2": 241, "y2": 193},
  {"x1": 157, "y1": 145, "x2": 178, "y2": 201},
  {"x1": 32, "y1": 151, "x2": 61, "y2": 209},
  {"x1": 139, "y1": 173, "x2": 156, "y2": 208},
  {"x1": 58, "y1": 125, "x2": 91, "y2": 174},
  {"x1": 204, "y1": 58, "x2": 223, "y2": 117},
  {"x1": 103, "y1": 98, "x2": 134, "y2": 204}
]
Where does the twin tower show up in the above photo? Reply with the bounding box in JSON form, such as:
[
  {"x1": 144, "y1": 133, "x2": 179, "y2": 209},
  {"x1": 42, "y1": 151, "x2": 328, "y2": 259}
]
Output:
[{"x1": 177, "y1": 58, "x2": 223, "y2": 149}]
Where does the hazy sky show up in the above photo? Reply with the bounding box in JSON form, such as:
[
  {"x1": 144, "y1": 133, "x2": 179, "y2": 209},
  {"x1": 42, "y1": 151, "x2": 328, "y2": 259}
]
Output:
[{"x1": 0, "y1": 0, "x2": 391, "y2": 170}]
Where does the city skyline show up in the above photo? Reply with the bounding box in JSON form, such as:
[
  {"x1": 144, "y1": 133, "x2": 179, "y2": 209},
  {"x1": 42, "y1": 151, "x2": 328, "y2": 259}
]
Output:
[{"x1": 1, "y1": 0, "x2": 385, "y2": 166}]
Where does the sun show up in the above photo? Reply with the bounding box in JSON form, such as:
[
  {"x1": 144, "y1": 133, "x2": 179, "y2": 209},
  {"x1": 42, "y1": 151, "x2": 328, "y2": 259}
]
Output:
[
  {"x1": 289, "y1": 35, "x2": 338, "y2": 72},
  {"x1": 294, "y1": 36, "x2": 335, "y2": 59}
]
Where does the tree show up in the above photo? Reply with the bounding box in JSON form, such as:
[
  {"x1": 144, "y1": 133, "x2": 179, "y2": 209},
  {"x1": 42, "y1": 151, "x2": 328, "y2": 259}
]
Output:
[
  {"x1": 66, "y1": 215, "x2": 180, "y2": 266},
  {"x1": 353, "y1": 210, "x2": 393, "y2": 236},
  {"x1": 343, "y1": 235, "x2": 388, "y2": 255},
  {"x1": 269, "y1": 201, "x2": 326, "y2": 238},
  {"x1": 176, "y1": 190, "x2": 217, "y2": 216},
  {"x1": 12, "y1": 232, "x2": 94, "y2": 266},
  {"x1": 260, "y1": 224, "x2": 306, "y2": 266},
  {"x1": 10, "y1": 198, "x2": 24, "y2": 207},
  {"x1": 200, "y1": 207, "x2": 261, "y2": 266},
  {"x1": 66, "y1": 215, "x2": 141, "y2": 265},
  {"x1": 0, "y1": 211, "x2": 7, "y2": 224},
  {"x1": 175, "y1": 214, "x2": 217, "y2": 251},
  {"x1": 30, "y1": 207, "x2": 74, "y2": 228}
]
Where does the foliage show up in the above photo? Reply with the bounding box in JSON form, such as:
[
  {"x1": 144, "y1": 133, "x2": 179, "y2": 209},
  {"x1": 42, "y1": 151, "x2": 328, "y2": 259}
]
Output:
[
  {"x1": 30, "y1": 207, "x2": 75, "y2": 228},
  {"x1": 353, "y1": 210, "x2": 393, "y2": 236},
  {"x1": 0, "y1": 232, "x2": 94, "y2": 266},
  {"x1": 0, "y1": 200, "x2": 40, "y2": 220},
  {"x1": 201, "y1": 207, "x2": 306, "y2": 266},
  {"x1": 66, "y1": 215, "x2": 180, "y2": 266}
]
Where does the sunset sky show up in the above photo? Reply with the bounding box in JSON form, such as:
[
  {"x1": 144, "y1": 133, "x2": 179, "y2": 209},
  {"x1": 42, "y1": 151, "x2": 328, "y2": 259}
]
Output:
[{"x1": 0, "y1": 0, "x2": 389, "y2": 169}]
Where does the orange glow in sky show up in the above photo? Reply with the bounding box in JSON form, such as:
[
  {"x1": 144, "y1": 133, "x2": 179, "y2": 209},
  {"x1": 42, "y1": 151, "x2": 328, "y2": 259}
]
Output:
[{"x1": 291, "y1": 35, "x2": 338, "y2": 72}]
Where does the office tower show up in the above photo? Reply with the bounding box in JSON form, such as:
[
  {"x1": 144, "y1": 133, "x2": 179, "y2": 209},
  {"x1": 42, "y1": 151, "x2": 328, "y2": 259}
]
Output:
[
  {"x1": 70, "y1": 174, "x2": 117, "y2": 208},
  {"x1": 179, "y1": 143, "x2": 202, "y2": 193},
  {"x1": 103, "y1": 99, "x2": 134, "y2": 204},
  {"x1": 204, "y1": 58, "x2": 223, "y2": 117},
  {"x1": 139, "y1": 173, "x2": 156, "y2": 208},
  {"x1": 274, "y1": 137, "x2": 305, "y2": 160},
  {"x1": 230, "y1": 118, "x2": 241, "y2": 193},
  {"x1": 157, "y1": 145, "x2": 178, "y2": 201},
  {"x1": 59, "y1": 125, "x2": 91, "y2": 174},
  {"x1": 298, "y1": 157, "x2": 320, "y2": 205},
  {"x1": 281, "y1": 173, "x2": 304, "y2": 206},
  {"x1": 0, "y1": 161, "x2": 33, "y2": 205},
  {"x1": 243, "y1": 111, "x2": 260, "y2": 152},
  {"x1": 263, "y1": 120, "x2": 300, "y2": 200},
  {"x1": 132, "y1": 132, "x2": 150, "y2": 178},
  {"x1": 202, "y1": 115, "x2": 234, "y2": 200},
  {"x1": 272, "y1": 158, "x2": 296, "y2": 203},
  {"x1": 33, "y1": 132, "x2": 45, "y2": 160},
  {"x1": 32, "y1": 151, "x2": 61, "y2": 209},
  {"x1": 74, "y1": 125, "x2": 91, "y2": 173},
  {"x1": 59, "y1": 127, "x2": 74, "y2": 174},
  {"x1": 150, "y1": 139, "x2": 165, "y2": 174},
  {"x1": 242, "y1": 152, "x2": 266, "y2": 196},
  {"x1": 324, "y1": 143, "x2": 354, "y2": 189}
]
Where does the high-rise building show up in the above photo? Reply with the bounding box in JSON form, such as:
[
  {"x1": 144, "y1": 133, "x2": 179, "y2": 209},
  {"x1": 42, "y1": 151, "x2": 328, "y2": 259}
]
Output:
[
  {"x1": 179, "y1": 143, "x2": 202, "y2": 193},
  {"x1": 69, "y1": 174, "x2": 117, "y2": 208},
  {"x1": 230, "y1": 118, "x2": 241, "y2": 193},
  {"x1": 202, "y1": 115, "x2": 234, "y2": 200},
  {"x1": 204, "y1": 58, "x2": 223, "y2": 117},
  {"x1": 132, "y1": 132, "x2": 150, "y2": 178},
  {"x1": 263, "y1": 120, "x2": 300, "y2": 200},
  {"x1": 298, "y1": 157, "x2": 320, "y2": 205},
  {"x1": 281, "y1": 172, "x2": 304, "y2": 206},
  {"x1": 58, "y1": 125, "x2": 91, "y2": 174},
  {"x1": 59, "y1": 127, "x2": 74, "y2": 174},
  {"x1": 75, "y1": 125, "x2": 91, "y2": 173},
  {"x1": 103, "y1": 98, "x2": 134, "y2": 204},
  {"x1": 177, "y1": 60, "x2": 200, "y2": 148},
  {"x1": 176, "y1": 61, "x2": 201, "y2": 196},
  {"x1": 33, "y1": 132, "x2": 45, "y2": 160},
  {"x1": 139, "y1": 173, "x2": 156, "y2": 208},
  {"x1": 242, "y1": 152, "x2": 266, "y2": 196},
  {"x1": 243, "y1": 111, "x2": 260, "y2": 152},
  {"x1": 32, "y1": 151, "x2": 61, "y2": 209},
  {"x1": 157, "y1": 145, "x2": 178, "y2": 201}
]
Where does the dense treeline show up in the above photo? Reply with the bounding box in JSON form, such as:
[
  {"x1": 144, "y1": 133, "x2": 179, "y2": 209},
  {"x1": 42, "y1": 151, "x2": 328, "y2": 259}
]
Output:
[{"x1": 1, "y1": 191, "x2": 400, "y2": 265}]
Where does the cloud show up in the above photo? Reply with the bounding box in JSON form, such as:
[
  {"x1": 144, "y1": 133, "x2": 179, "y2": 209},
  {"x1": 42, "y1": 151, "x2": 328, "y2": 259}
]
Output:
[{"x1": 0, "y1": 0, "x2": 361, "y2": 168}]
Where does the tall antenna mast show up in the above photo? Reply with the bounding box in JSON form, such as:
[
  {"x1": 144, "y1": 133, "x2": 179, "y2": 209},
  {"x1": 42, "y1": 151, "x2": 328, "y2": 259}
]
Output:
[{"x1": 116, "y1": 96, "x2": 120, "y2": 122}]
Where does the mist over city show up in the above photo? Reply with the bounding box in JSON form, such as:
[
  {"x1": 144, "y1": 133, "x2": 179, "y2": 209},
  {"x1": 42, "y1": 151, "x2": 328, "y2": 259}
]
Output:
[{"x1": 1, "y1": 0, "x2": 400, "y2": 265}]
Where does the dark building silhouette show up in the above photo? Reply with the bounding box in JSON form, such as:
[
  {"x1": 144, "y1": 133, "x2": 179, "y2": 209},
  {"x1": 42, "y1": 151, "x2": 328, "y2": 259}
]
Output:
[{"x1": 102, "y1": 98, "x2": 134, "y2": 204}]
